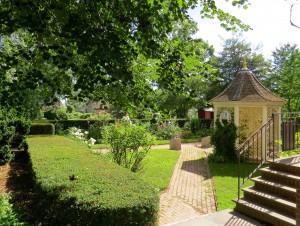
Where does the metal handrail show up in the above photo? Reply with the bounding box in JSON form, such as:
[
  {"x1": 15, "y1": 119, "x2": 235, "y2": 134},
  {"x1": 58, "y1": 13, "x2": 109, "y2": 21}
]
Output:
[
  {"x1": 237, "y1": 112, "x2": 300, "y2": 200},
  {"x1": 237, "y1": 116, "x2": 274, "y2": 200}
]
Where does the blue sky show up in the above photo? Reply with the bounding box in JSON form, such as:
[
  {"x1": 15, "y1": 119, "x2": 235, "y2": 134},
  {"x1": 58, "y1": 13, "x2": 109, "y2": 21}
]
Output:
[{"x1": 189, "y1": 0, "x2": 300, "y2": 59}]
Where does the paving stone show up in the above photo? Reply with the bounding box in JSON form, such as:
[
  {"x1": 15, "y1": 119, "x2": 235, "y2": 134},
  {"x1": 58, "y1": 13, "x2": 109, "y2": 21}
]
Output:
[{"x1": 158, "y1": 146, "x2": 217, "y2": 225}]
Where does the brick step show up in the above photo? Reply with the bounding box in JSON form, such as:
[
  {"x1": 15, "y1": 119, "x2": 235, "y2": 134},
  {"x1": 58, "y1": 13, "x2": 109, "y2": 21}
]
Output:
[
  {"x1": 234, "y1": 197, "x2": 296, "y2": 226},
  {"x1": 269, "y1": 159, "x2": 300, "y2": 176},
  {"x1": 242, "y1": 186, "x2": 296, "y2": 217},
  {"x1": 259, "y1": 167, "x2": 300, "y2": 187},
  {"x1": 251, "y1": 176, "x2": 296, "y2": 201}
]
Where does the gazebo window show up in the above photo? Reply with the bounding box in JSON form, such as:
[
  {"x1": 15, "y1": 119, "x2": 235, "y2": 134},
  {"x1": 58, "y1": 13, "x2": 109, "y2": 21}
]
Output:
[{"x1": 220, "y1": 110, "x2": 231, "y2": 122}]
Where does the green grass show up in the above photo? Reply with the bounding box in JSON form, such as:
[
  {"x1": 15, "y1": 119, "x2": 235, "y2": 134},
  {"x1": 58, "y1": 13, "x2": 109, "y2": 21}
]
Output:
[
  {"x1": 137, "y1": 149, "x2": 180, "y2": 190},
  {"x1": 209, "y1": 162, "x2": 256, "y2": 210},
  {"x1": 280, "y1": 149, "x2": 300, "y2": 158}
]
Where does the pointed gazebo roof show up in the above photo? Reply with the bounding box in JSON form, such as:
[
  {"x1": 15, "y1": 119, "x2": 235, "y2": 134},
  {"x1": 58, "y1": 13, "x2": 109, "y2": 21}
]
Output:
[{"x1": 210, "y1": 67, "x2": 285, "y2": 103}]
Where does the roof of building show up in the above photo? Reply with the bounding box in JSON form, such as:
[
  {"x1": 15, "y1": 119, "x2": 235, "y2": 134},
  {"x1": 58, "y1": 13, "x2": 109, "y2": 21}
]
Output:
[{"x1": 210, "y1": 68, "x2": 285, "y2": 103}]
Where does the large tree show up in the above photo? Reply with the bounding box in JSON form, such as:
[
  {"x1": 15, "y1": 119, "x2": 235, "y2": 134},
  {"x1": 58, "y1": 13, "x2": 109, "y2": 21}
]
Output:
[
  {"x1": 0, "y1": 0, "x2": 249, "y2": 116},
  {"x1": 154, "y1": 19, "x2": 217, "y2": 118},
  {"x1": 207, "y1": 34, "x2": 270, "y2": 100},
  {"x1": 264, "y1": 43, "x2": 300, "y2": 112}
]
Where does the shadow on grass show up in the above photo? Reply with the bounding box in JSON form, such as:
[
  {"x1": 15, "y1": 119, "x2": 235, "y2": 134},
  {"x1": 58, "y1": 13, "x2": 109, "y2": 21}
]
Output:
[
  {"x1": 6, "y1": 152, "x2": 96, "y2": 226},
  {"x1": 6, "y1": 150, "x2": 158, "y2": 226}
]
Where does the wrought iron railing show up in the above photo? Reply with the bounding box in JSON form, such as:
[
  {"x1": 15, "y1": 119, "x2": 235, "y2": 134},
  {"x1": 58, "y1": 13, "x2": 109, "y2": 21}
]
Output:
[
  {"x1": 237, "y1": 112, "x2": 300, "y2": 200},
  {"x1": 237, "y1": 116, "x2": 275, "y2": 200}
]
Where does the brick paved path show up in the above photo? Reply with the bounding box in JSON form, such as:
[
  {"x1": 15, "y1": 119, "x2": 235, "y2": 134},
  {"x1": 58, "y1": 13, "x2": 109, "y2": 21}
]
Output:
[{"x1": 158, "y1": 147, "x2": 217, "y2": 225}]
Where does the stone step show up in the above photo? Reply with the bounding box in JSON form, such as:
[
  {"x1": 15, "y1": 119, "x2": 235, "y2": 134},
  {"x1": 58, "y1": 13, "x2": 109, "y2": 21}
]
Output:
[
  {"x1": 269, "y1": 160, "x2": 300, "y2": 176},
  {"x1": 251, "y1": 176, "x2": 296, "y2": 201},
  {"x1": 242, "y1": 186, "x2": 296, "y2": 217},
  {"x1": 234, "y1": 197, "x2": 296, "y2": 226},
  {"x1": 259, "y1": 167, "x2": 300, "y2": 187}
]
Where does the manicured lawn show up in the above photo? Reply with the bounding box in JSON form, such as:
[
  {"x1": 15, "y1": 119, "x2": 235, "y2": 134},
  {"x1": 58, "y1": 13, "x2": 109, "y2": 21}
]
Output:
[
  {"x1": 137, "y1": 149, "x2": 180, "y2": 190},
  {"x1": 209, "y1": 162, "x2": 256, "y2": 210}
]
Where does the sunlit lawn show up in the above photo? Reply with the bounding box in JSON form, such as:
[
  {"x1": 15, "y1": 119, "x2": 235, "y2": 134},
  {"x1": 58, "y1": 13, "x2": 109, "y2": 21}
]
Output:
[
  {"x1": 280, "y1": 149, "x2": 300, "y2": 158},
  {"x1": 209, "y1": 162, "x2": 256, "y2": 210},
  {"x1": 137, "y1": 149, "x2": 180, "y2": 190}
]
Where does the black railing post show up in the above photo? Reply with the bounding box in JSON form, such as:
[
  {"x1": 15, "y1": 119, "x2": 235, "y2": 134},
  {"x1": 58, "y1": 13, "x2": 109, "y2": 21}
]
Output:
[{"x1": 238, "y1": 149, "x2": 240, "y2": 200}]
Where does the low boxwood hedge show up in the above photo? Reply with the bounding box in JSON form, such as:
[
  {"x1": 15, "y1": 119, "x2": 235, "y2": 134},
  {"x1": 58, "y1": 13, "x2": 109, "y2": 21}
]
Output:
[
  {"x1": 27, "y1": 136, "x2": 159, "y2": 225},
  {"x1": 29, "y1": 123, "x2": 55, "y2": 135},
  {"x1": 49, "y1": 119, "x2": 115, "y2": 131}
]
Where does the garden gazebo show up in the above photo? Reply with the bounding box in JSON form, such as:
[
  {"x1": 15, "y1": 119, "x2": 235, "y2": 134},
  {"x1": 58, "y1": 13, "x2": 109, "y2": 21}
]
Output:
[{"x1": 210, "y1": 62, "x2": 285, "y2": 159}]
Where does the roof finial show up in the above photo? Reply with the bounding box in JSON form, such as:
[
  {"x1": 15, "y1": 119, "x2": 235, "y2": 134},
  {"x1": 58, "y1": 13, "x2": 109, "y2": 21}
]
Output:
[{"x1": 242, "y1": 58, "x2": 248, "y2": 70}]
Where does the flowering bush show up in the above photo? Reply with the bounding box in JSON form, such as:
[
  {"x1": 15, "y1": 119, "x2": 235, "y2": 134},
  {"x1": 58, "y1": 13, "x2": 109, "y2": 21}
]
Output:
[
  {"x1": 68, "y1": 127, "x2": 96, "y2": 147},
  {"x1": 102, "y1": 119, "x2": 155, "y2": 172}
]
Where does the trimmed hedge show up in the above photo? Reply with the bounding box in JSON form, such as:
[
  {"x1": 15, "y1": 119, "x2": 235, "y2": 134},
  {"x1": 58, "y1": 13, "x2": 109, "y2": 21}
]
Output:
[
  {"x1": 49, "y1": 119, "x2": 115, "y2": 131},
  {"x1": 27, "y1": 136, "x2": 159, "y2": 225},
  {"x1": 29, "y1": 123, "x2": 55, "y2": 135}
]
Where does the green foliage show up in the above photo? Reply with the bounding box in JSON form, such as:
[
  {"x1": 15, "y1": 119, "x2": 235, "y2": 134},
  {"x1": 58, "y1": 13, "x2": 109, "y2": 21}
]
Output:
[
  {"x1": 27, "y1": 136, "x2": 159, "y2": 225},
  {"x1": 210, "y1": 120, "x2": 238, "y2": 162},
  {"x1": 264, "y1": 43, "x2": 300, "y2": 112},
  {"x1": 208, "y1": 34, "x2": 270, "y2": 100},
  {"x1": 197, "y1": 128, "x2": 214, "y2": 139},
  {"x1": 0, "y1": 194, "x2": 28, "y2": 226},
  {"x1": 48, "y1": 119, "x2": 115, "y2": 131},
  {"x1": 67, "y1": 112, "x2": 96, "y2": 120},
  {"x1": 103, "y1": 121, "x2": 155, "y2": 172},
  {"x1": 29, "y1": 123, "x2": 55, "y2": 135},
  {"x1": 44, "y1": 108, "x2": 68, "y2": 120},
  {"x1": 0, "y1": 108, "x2": 30, "y2": 165},
  {"x1": 0, "y1": 145, "x2": 14, "y2": 166},
  {"x1": 10, "y1": 117, "x2": 31, "y2": 149},
  {"x1": 155, "y1": 121, "x2": 181, "y2": 140},
  {"x1": 190, "y1": 118, "x2": 206, "y2": 134},
  {"x1": 88, "y1": 121, "x2": 105, "y2": 143},
  {"x1": 0, "y1": 0, "x2": 249, "y2": 119}
]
